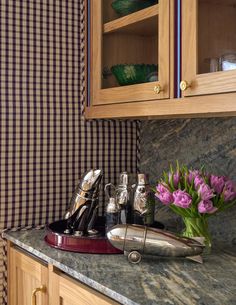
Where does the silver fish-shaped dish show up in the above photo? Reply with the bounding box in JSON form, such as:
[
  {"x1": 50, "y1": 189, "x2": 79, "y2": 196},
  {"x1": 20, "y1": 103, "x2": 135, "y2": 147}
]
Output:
[{"x1": 107, "y1": 224, "x2": 205, "y2": 264}]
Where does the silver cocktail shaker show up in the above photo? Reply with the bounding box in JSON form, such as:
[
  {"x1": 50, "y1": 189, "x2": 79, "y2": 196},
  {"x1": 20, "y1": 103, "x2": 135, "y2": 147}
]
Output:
[
  {"x1": 104, "y1": 182, "x2": 119, "y2": 232},
  {"x1": 105, "y1": 197, "x2": 120, "y2": 233},
  {"x1": 132, "y1": 174, "x2": 154, "y2": 225},
  {"x1": 64, "y1": 169, "x2": 103, "y2": 235},
  {"x1": 116, "y1": 172, "x2": 130, "y2": 224},
  {"x1": 107, "y1": 224, "x2": 205, "y2": 264}
]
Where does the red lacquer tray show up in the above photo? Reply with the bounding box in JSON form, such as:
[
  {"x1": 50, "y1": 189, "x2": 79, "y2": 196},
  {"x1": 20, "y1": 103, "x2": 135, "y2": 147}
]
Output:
[{"x1": 45, "y1": 219, "x2": 122, "y2": 254}]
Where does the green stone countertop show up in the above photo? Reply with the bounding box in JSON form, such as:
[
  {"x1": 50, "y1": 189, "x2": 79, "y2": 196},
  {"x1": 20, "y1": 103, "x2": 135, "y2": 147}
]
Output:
[{"x1": 3, "y1": 229, "x2": 236, "y2": 305}]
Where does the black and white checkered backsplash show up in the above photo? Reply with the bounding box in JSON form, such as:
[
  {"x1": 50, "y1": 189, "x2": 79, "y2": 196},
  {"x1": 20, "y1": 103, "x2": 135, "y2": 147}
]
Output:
[{"x1": 0, "y1": 1, "x2": 140, "y2": 304}]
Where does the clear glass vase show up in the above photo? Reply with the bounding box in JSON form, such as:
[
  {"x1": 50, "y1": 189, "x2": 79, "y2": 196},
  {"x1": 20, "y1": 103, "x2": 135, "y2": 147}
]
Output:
[{"x1": 182, "y1": 217, "x2": 212, "y2": 252}]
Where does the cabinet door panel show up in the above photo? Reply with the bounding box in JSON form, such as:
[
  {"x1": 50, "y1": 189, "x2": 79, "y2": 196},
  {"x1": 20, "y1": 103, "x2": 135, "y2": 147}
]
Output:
[
  {"x1": 182, "y1": 0, "x2": 236, "y2": 97},
  {"x1": 90, "y1": 0, "x2": 170, "y2": 105},
  {"x1": 8, "y1": 247, "x2": 48, "y2": 305},
  {"x1": 50, "y1": 271, "x2": 119, "y2": 305}
]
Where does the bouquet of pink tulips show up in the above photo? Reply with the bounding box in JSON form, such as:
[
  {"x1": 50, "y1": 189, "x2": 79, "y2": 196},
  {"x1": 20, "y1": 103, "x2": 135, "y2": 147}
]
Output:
[{"x1": 155, "y1": 162, "x2": 236, "y2": 248}]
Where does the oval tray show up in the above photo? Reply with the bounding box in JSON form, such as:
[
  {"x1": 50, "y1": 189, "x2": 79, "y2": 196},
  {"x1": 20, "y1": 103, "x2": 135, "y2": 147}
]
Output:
[{"x1": 45, "y1": 219, "x2": 122, "y2": 254}]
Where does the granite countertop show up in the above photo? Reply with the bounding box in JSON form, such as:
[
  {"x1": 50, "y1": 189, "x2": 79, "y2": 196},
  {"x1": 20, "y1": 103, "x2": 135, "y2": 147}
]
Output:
[{"x1": 3, "y1": 229, "x2": 236, "y2": 305}]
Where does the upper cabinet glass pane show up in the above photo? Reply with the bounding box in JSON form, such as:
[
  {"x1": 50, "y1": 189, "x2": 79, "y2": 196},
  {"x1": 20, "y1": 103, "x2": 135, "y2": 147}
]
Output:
[
  {"x1": 101, "y1": 1, "x2": 158, "y2": 89},
  {"x1": 103, "y1": 0, "x2": 158, "y2": 23},
  {"x1": 198, "y1": 0, "x2": 236, "y2": 74}
]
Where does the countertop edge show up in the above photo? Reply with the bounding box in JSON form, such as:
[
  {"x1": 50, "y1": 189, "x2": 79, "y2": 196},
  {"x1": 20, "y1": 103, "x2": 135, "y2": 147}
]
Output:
[{"x1": 3, "y1": 231, "x2": 139, "y2": 305}]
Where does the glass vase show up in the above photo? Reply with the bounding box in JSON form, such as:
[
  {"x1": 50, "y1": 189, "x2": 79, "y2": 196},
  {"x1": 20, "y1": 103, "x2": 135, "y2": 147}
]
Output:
[{"x1": 182, "y1": 217, "x2": 212, "y2": 252}]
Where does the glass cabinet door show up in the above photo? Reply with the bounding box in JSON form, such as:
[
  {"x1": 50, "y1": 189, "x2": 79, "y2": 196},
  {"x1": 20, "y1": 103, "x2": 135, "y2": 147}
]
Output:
[
  {"x1": 181, "y1": 0, "x2": 236, "y2": 97},
  {"x1": 90, "y1": 0, "x2": 170, "y2": 106}
]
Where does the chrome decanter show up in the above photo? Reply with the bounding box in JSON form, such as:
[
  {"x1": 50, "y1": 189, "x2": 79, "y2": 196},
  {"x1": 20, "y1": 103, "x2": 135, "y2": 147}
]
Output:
[
  {"x1": 107, "y1": 224, "x2": 205, "y2": 264},
  {"x1": 115, "y1": 172, "x2": 130, "y2": 224},
  {"x1": 64, "y1": 169, "x2": 103, "y2": 235}
]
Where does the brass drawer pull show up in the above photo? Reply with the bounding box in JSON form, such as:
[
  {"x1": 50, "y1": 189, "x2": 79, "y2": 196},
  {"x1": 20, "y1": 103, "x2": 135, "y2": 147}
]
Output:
[{"x1": 31, "y1": 285, "x2": 46, "y2": 305}]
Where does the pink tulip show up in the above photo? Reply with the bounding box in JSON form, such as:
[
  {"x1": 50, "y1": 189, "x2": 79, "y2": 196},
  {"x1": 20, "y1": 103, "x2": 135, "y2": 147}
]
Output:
[
  {"x1": 155, "y1": 184, "x2": 173, "y2": 205},
  {"x1": 210, "y1": 175, "x2": 226, "y2": 194},
  {"x1": 173, "y1": 190, "x2": 192, "y2": 208},
  {"x1": 169, "y1": 172, "x2": 180, "y2": 188},
  {"x1": 194, "y1": 175, "x2": 205, "y2": 190},
  {"x1": 198, "y1": 184, "x2": 214, "y2": 200},
  {"x1": 222, "y1": 180, "x2": 236, "y2": 202},
  {"x1": 198, "y1": 200, "x2": 218, "y2": 214},
  {"x1": 187, "y1": 170, "x2": 200, "y2": 184}
]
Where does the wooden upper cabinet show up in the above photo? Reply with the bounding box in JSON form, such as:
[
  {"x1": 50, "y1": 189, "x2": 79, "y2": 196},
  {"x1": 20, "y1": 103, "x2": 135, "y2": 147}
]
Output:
[
  {"x1": 181, "y1": 0, "x2": 236, "y2": 97},
  {"x1": 8, "y1": 246, "x2": 48, "y2": 305},
  {"x1": 86, "y1": 0, "x2": 236, "y2": 119},
  {"x1": 90, "y1": 0, "x2": 170, "y2": 105}
]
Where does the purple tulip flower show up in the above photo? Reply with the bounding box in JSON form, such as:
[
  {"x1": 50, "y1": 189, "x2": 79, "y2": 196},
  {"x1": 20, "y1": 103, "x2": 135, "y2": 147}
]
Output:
[
  {"x1": 194, "y1": 175, "x2": 205, "y2": 190},
  {"x1": 198, "y1": 200, "x2": 218, "y2": 214},
  {"x1": 155, "y1": 184, "x2": 174, "y2": 205},
  {"x1": 169, "y1": 172, "x2": 180, "y2": 188},
  {"x1": 198, "y1": 184, "x2": 214, "y2": 200},
  {"x1": 222, "y1": 180, "x2": 236, "y2": 202},
  {"x1": 210, "y1": 175, "x2": 226, "y2": 194},
  {"x1": 187, "y1": 170, "x2": 200, "y2": 184},
  {"x1": 173, "y1": 190, "x2": 192, "y2": 208}
]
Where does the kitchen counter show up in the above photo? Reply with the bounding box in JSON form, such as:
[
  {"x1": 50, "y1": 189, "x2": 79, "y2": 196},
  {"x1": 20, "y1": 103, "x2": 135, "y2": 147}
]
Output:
[{"x1": 3, "y1": 229, "x2": 236, "y2": 305}]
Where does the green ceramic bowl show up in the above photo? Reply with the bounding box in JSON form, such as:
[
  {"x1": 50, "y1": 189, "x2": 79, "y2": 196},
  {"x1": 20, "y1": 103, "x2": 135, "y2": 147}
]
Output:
[
  {"x1": 111, "y1": 0, "x2": 158, "y2": 17},
  {"x1": 111, "y1": 64, "x2": 158, "y2": 86}
]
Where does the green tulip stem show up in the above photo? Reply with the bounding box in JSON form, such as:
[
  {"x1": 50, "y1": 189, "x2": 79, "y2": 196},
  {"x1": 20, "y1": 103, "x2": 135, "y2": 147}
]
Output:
[{"x1": 182, "y1": 216, "x2": 212, "y2": 251}]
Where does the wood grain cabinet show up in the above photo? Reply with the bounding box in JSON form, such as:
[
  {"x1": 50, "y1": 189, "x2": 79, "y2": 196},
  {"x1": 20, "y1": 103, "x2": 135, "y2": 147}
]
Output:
[
  {"x1": 181, "y1": 0, "x2": 236, "y2": 97},
  {"x1": 8, "y1": 244, "x2": 119, "y2": 305},
  {"x1": 49, "y1": 267, "x2": 119, "y2": 305},
  {"x1": 86, "y1": 0, "x2": 236, "y2": 119},
  {"x1": 90, "y1": 0, "x2": 170, "y2": 106},
  {"x1": 8, "y1": 246, "x2": 48, "y2": 305}
]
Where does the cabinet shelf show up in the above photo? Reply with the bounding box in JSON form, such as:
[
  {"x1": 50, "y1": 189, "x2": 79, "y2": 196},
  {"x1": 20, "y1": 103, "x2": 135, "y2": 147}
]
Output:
[
  {"x1": 103, "y1": 4, "x2": 159, "y2": 35},
  {"x1": 90, "y1": 0, "x2": 169, "y2": 107}
]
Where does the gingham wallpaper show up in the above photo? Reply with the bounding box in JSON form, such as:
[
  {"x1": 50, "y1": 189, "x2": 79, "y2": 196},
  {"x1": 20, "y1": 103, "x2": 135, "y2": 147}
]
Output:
[{"x1": 0, "y1": 1, "x2": 140, "y2": 304}]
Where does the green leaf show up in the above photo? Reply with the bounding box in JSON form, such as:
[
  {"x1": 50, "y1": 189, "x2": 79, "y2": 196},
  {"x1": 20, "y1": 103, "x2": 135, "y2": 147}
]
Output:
[
  {"x1": 163, "y1": 171, "x2": 168, "y2": 184},
  {"x1": 200, "y1": 164, "x2": 205, "y2": 173},
  {"x1": 169, "y1": 174, "x2": 175, "y2": 191},
  {"x1": 151, "y1": 186, "x2": 157, "y2": 193},
  {"x1": 176, "y1": 160, "x2": 180, "y2": 172}
]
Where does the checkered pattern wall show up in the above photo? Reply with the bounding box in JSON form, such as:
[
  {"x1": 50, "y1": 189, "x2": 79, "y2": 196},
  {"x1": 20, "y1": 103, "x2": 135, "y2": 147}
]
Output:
[
  {"x1": 0, "y1": 238, "x2": 6, "y2": 305},
  {"x1": 0, "y1": 1, "x2": 139, "y2": 304}
]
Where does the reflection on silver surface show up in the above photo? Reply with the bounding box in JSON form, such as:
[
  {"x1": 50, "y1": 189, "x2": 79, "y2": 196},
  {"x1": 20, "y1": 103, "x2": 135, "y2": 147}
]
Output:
[
  {"x1": 65, "y1": 169, "x2": 102, "y2": 219},
  {"x1": 133, "y1": 174, "x2": 149, "y2": 215},
  {"x1": 221, "y1": 53, "x2": 236, "y2": 71},
  {"x1": 115, "y1": 172, "x2": 130, "y2": 224},
  {"x1": 107, "y1": 224, "x2": 205, "y2": 264},
  {"x1": 64, "y1": 169, "x2": 103, "y2": 235},
  {"x1": 116, "y1": 172, "x2": 129, "y2": 206}
]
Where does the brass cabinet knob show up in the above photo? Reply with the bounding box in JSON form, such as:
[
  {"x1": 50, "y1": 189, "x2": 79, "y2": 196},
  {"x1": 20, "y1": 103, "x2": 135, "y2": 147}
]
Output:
[
  {"x1": 31, "y1": 285, "x2": 46, "y2": 305},
  {"x1": 180, "y1": 80, "x2": 191, "y2": 91},
  {"x1": 153, "y1": 84, "x2": 163, "y2": 94}
]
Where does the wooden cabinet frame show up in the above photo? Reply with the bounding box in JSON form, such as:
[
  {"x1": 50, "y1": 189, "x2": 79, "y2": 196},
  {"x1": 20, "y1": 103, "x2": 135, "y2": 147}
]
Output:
[
  {"x1": 49, "y1": 265, "x2": 119, "y2": 305},
  {"x1": 7, "y1": 242, "x2": 119, "y2": 305},
  {"x1": 182, "y1": 0, "x2": 236, "y2": 97},
  {"x1": 85, "y1": 0, "x2": 236, "y2": 119},
  {"x1": 8, "y1": 243, "x2": 48, "y2": 305},
  {"x1": 90, "y1": 0, "x2": 170, "y2": 105}
]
